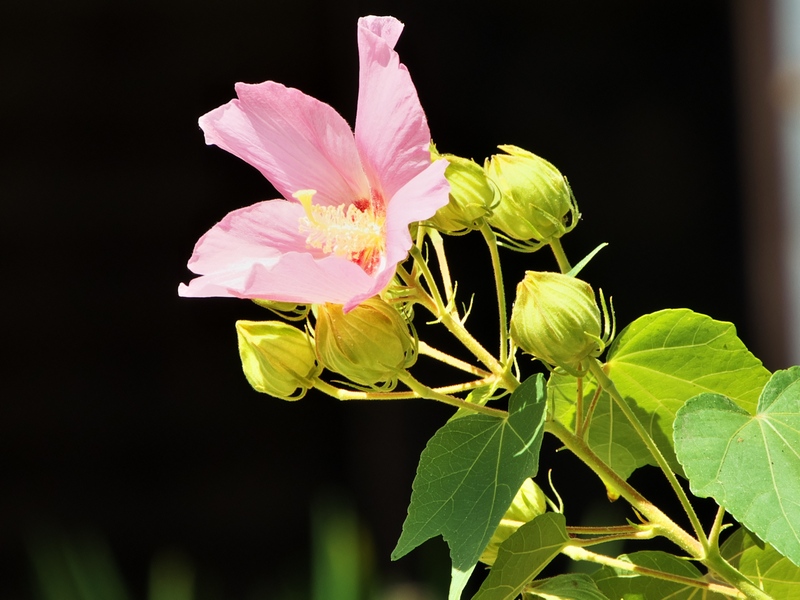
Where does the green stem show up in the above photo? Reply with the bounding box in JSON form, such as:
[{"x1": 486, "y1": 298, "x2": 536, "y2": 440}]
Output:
[
  {"x1": 408, "y1": 244, "x2": 448, "y2": 314},
  {"x1": 480, "y1": 223, "x2": 509, "y2": 364},
  {"x1": 439, "y1": 311, "x2": 519, "y2": 392},
  {"x1": 708, "y1": 506, "x2": 727, "y2": 550},
  {"x1": 568, "y1": 529, "x2": 657, "y2": 547},
  {"x1": 588, "y1": 360, "x2": 708, "y2": 549},
  {"x1": 418, "y1": 341, "x2": 491, "y2": 377},
  {"x1": 574, "y1": 377, "x2": 585, "y2": 438},
  {"x1": 314, "y1": 377, "x2": 498, "y2": 402},
  {"x1": 404, "y1": 246, "x2": 519, "y2": 392},
  {"x1": 549, "y1": 237, "x2": 572, "y2": 273},
  {"x1": 398, "y1": 372, "x2": 508, "y2": 417},
  {"x1": 703, "y1": 549, "x2": 774, "y2": 600},
  {"x1": 427, "y1": 228, "x2": 454, "y2": 302},
  {"x1": 561, "y1": 546, "x2": 746, "y2": 598},
  {"x1": 579, "y1": 384, "x2": 603, "y2": 441},
  {"x1": 566, "y1": 524, "x2": 647, "y2": 535},
  {"x1": 545, "y1": 419, "x2": 702, "y2": 557}
]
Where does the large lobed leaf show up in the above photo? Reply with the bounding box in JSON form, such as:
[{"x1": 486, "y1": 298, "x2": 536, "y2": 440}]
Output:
[
  {"x1": 392, "y1": 375, "x2": 547, "y2": 572},
  {"x1": 674, "y1": 367, "x2": 800, "y2": 566},
  {"x1": 551, "y1": 309, "x2": 770, "y2": 480},
  {"x1": 605, "y1": 309, "x2": 769, "y2": 473}
]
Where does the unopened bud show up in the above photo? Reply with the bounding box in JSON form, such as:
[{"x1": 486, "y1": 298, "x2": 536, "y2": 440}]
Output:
[
  {"x1": 480, "y1": 478, "x2": 547, "y2": 565},
  {"x1": 314, "y1": 298, "x2": 416, "y2": 387},
  {"x1": 427, "y1": 146, "x2": 496, "y2": 233},
  {"x1": 510, "y1": 271, "x2": 602, "y2": 376},
  {"x1": 485, "y1": 145, "x2": 577, "y2": 243},
  {"x1": 236, "y1": 320, "x2": 320, "y2": 400}
]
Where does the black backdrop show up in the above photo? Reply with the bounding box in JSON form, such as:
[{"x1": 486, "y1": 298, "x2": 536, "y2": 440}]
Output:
[{"x1": 2, "y1": 1, "x2": 752, "y2": 597}]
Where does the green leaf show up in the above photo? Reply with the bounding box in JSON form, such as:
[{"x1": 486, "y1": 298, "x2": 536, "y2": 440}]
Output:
[
  {"x1": 392, "y1": 375, "x2": 547, "y2": 573},
  {"x1": 549, "y1": 372, "x2": 650, "y2": 482},
  {"x1": 473, "y1": 513, "x2": 570, "y2": 600},
  {"x1": 524, "y1": 573, "x2": 610, "y2": 599},
  {"x1": 591, "y1": 551, "x2": 728, "y2": 599},
  {"x1": 674, "y1": 367, "x2": 800, "y2": 566},
  {"x1": 721, "y1": 527, "x2": 800, "y2": 597},
  {"x1": 604, "y1": 309, "x2": 770, "y2": 473}
]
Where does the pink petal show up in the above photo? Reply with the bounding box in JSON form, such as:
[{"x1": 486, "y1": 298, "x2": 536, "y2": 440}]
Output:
[
  {"x1": 383, "y1": 159, "x2": 450, "y2": 269},
  {"x1": 355, "y1": 16, "x2": 432, "y2": 202},
  {"x1": 179, "y1": 200, "x2": 377, "y2": 306},
  {"x1": 199, "y1": 81, "x2": 369, "y2": 207},
  {"x1": 183, "y1": 200, "x2": 313, "y2": 275}
]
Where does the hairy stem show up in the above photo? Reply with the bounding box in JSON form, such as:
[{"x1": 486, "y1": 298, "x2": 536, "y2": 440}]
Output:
[
  {"x1": 402, "y1": 248, "x2": 519, "y2": 392},
  {"x1": 703, "y1": 549, "x2": 774, "y2": 600},
  {"x1": 398, "y1": 372, "x2": 508, "y2": 417},
  {"x1": 708, "y1": 506, "x2": 727, "y2": 550},
  {"x1": 588, "y1": 360, "x2": 708, "y2": 549},
  {"x1": 417, "y1": 340, "x2": 491, "y2": 377},
  {"x1": 314, "y1": 376, "x2": 500, "y2": 404},
  {"x1": 427, "y1": 228, "x2": 455, "y2": 302},
  {"x1": 545, "y1": 419, "x2": 702, "y2": 557},
  {"x1": 480, "y1": 223, "x2": 509, "y2": 364},
  {"x1": 579, "y1": 384, "x2": 603, "y2": 441},
  {"x1": 561, "y1": 546, "x2": 747, "y2": 598}
]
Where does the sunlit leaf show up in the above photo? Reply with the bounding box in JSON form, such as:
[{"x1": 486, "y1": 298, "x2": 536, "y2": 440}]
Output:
[
  {"x1": 603, "y1": 309, "x2": 769, "y2": 473},
  {"x1": 721, "y1": 527, "x2": 800, "y2": 597},
  {"x1": 473, "y1": 513, "x2": 570, "y2": 600},
  {"x1": 392, "y1": 375, "x2": 547, "y2": 574},
  {"x1": 674, "y1": 367, "x2": 800, "y2": 566}
]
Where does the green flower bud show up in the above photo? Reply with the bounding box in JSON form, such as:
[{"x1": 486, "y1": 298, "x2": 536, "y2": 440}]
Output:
[
  {"x1": 485, "y1": 145, "x2": 578, "y2": 244},
  {"x1": 314, "y1": 298, "x2": 416, "y2": 387},
  {"x1": 427, "y1": 145, "x2": 497, "y2": 234},
  {"x1": 480, "y1": 478, "x2": 547, "y2": 565},
  {"x1": 235, "y1": 320, "x2": 320, "y2": 400},
  {"x1": 510, "y1": 271, "x2": 603, "y2": 376}
]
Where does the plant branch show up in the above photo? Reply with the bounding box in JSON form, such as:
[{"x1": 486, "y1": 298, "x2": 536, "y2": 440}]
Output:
[
  {"x1": 545, "y1": 419, "x2": 702, "y2": 557},
  {"x1": 398, "y1": 372, "x2": 508, "y2": 417},
  {"x1": 480, "y1": 223, "x2": 509, "y2": 364},
  {"x1": 549, "y1": 237, "x2": 572, "y2": 273},
  {"x1": 561, "y1": 546, "x2": 747, "y2": 598},
  {"x1": 427, "y1": 228, "x2": 454, "y2": 302},
  {"x1": 588, "y1": 359, "x2": 708, "y2": 549},
  {"x1": 417, "y1": 341, "x2": 491, "y2": 377},
  {"x1": 314, "y1": 376, "x2": 498, "y2": 403},
  {"x1": 579, "y1": 384, "x2": 603, "y2": 440}
]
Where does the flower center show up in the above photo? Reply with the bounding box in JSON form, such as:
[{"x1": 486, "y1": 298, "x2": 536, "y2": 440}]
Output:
[{"x1": 294, "y1": 189, "x2": 386, "y2": 275}]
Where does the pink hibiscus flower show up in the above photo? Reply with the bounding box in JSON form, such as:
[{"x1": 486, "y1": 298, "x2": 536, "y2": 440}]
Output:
[{"x1": 179, "y1": 15, "x2": 449, "y2": 311}]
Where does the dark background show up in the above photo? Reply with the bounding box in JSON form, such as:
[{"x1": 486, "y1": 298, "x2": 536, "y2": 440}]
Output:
[{"x1": 1, "y1": 1, "x2": 778, "y2": 598}]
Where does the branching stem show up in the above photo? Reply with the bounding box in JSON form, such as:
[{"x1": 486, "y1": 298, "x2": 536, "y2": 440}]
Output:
[
  {"x1": 545, "y1": 419, "x2": 702, "y2": 557},
  {"x1": 588, "y1": 360, "x2": 708, "y2": 549},
  {"x1": 561, "y1": 546, "x2": 746, "y2": 598}
]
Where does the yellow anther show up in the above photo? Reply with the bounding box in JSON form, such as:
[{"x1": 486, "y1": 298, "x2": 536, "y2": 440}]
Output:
[{"x1": 292, "y1": 189, "x2": 318, "y2": 223}]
